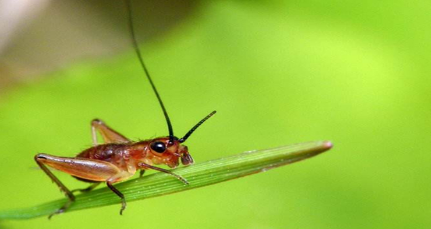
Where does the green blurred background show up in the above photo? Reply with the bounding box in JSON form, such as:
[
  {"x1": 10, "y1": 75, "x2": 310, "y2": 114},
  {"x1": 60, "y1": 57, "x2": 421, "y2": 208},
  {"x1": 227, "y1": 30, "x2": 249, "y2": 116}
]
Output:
[{"x1": 0, "y1": 0, "x2": 430, "y2": 228}]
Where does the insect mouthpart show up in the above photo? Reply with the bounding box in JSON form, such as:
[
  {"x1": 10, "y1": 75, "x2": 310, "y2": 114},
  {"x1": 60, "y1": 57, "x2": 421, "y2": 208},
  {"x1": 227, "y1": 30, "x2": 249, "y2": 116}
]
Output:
[
  {"x1": 178, "y1": 145, "x2": 193, "y2": 165},
  {"x1": 181, "y1": 152, "x2": 194, "y2": 165}
]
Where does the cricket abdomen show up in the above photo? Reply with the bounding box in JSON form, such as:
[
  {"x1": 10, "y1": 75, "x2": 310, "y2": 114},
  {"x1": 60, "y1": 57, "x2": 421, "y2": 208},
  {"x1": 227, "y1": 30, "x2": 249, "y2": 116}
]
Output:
[{"x1": 77, "y1": 143, "x2": 131, "y2": 165}]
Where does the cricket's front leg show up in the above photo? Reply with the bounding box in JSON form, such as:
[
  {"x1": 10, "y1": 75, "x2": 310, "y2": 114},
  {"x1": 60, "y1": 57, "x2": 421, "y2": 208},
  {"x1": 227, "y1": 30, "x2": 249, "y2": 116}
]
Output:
[
  {"x1": 138, "y1": 162, "x2": 189, "y2": 185},
  {"x1": 35, "y1": 154, "x2": 131, "y2": 218}
]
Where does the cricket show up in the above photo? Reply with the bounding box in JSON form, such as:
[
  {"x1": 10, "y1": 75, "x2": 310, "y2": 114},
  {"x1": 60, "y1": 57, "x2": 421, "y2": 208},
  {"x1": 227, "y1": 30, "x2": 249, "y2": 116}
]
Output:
[{"x1": 34, "y1": 0, "x2": 216, "y2": 219}]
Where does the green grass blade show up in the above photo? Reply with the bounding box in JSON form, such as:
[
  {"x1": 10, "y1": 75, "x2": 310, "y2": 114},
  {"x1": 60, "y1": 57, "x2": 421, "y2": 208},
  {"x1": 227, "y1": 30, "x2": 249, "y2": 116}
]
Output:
[{"x1": 0, "y1": 141, "x2": 332, "y2": 220}]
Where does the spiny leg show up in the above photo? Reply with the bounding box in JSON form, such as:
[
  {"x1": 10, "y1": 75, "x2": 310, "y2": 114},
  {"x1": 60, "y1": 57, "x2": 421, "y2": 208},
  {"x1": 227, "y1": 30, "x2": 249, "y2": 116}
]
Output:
[
  {"x1": 35, "y1": 154, "x2": 76, "y2": 219},
  {"x1": 35, "y1": 153, "x2": 128, "y2": 217},
  {"x1": 138, "y1": 162, "x2": 189, "y2": 185},
  {"x1": 91, "y1": 119, "x2": 131, "y2": 146},
  {"x1": 71, "y1": 182, "x2": 101, "y2": 194},
  {"x1": 139, "y1": 170, "x2": 145, "y2": 178},
  {"x1": 107, "y1": 182, "x2": 126, "y2": 215}
]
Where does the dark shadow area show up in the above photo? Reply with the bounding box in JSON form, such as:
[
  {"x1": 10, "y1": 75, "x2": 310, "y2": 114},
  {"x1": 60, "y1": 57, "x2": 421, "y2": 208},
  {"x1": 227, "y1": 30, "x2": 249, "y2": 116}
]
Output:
[{"x1": 0, "y1": 0, "x2": 199, "y2": 93}]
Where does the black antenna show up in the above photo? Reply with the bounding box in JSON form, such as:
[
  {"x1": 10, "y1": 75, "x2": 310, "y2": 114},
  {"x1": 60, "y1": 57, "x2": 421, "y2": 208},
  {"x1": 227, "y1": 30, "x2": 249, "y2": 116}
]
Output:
[
  {"x1": 125, "y1": 0, "x2": 174, "y2": 144},
  {"x1": 179, "y1": 111, "x2": 217, "y2": 143}
]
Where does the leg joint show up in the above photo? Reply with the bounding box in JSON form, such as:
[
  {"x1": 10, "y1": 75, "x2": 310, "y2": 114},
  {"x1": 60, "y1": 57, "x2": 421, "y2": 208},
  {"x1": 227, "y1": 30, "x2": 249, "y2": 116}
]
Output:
[
  {"x1": 34, "y1": 153, "x2": 47, "y2": 161},
  {"x1": 91, "y1": 119, "x2": 103, "y2": 125}
]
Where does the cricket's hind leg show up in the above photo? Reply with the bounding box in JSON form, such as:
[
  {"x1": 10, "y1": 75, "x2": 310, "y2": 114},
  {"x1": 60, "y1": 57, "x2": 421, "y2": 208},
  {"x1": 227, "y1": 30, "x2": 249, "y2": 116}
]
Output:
[
  {"x1": 91, "y1": 119, "x2": 131, "y2": 146},
  {"x1": 35, "y1": 153, "x2": 124, "y2": 218},
  {"x1": 34, "y1": 154, "x2": 75, "y2": 219}
]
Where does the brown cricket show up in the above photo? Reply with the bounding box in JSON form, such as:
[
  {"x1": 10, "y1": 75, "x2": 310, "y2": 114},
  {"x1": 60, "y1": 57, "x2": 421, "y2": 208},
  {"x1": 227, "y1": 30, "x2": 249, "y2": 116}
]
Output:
[{"x1": 34, "y1": 0, "x2": 216, "y2": 219}]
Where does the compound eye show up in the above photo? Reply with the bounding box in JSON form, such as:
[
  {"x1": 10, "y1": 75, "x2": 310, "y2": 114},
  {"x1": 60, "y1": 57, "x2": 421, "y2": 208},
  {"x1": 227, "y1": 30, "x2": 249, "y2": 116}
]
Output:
[{"x1": 150, "y1": 141, "x2": 166, "y2": 153}]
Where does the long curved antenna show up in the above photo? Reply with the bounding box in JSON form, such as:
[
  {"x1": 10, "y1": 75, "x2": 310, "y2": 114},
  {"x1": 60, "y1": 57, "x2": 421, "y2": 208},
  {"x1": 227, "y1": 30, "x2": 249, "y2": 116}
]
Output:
[
  {"x1": 125, "y1": 0, "x2": 174, "y2": 143},
  {"x1": 179, "y1": 111, "x2": 217, "y2": 143}
]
